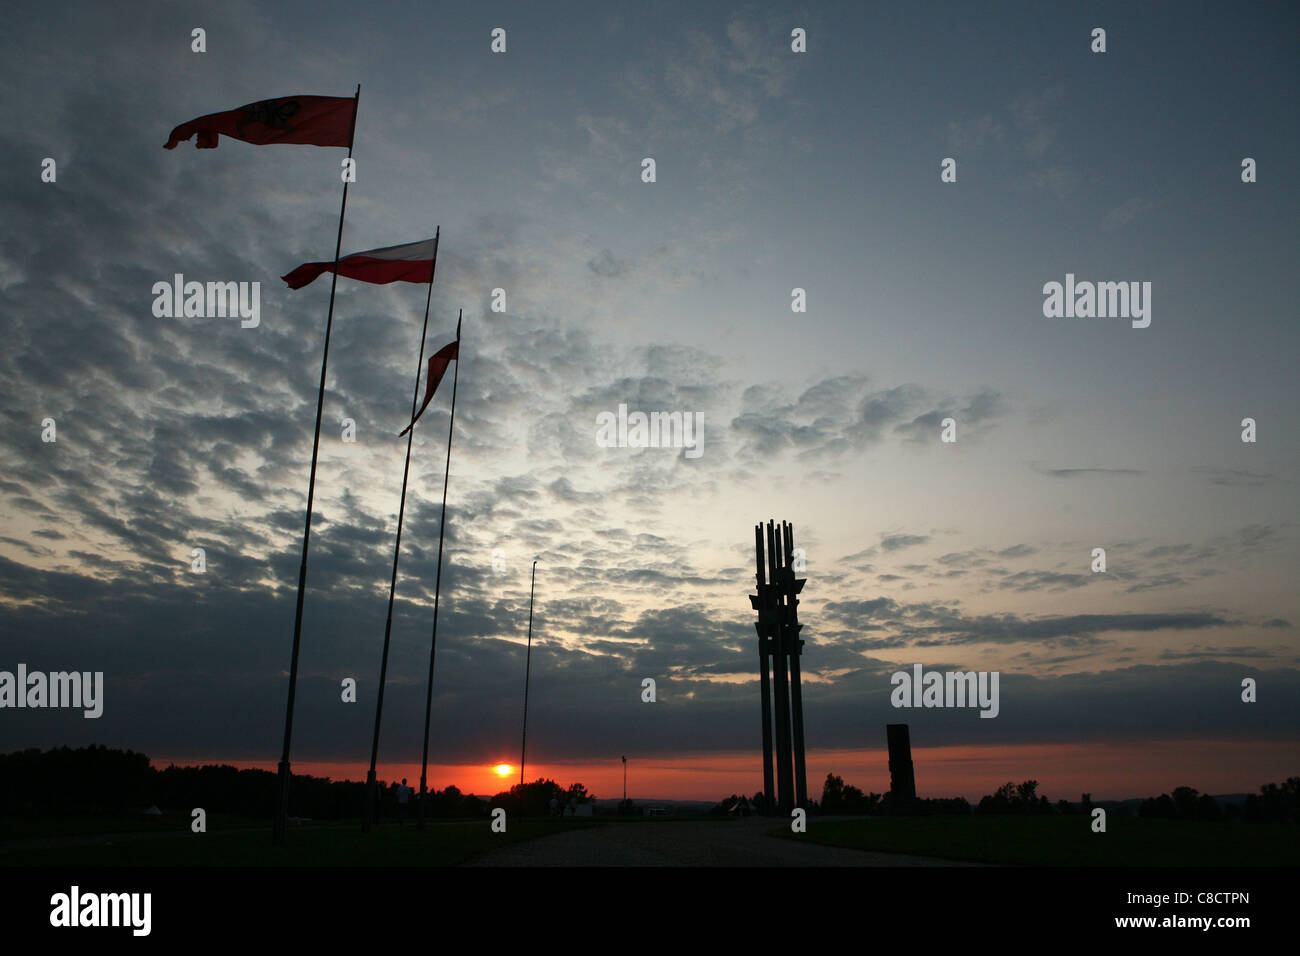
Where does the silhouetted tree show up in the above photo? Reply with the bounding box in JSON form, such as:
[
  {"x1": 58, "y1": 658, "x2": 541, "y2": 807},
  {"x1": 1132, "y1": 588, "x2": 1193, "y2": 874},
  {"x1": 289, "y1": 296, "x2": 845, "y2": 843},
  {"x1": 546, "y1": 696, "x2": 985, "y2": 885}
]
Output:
[
  {"x1": 819, "y1": 773, "x2": 881, "y2": 815},
  {"x1": 1242, "y1": 778, "x2": 1300, "y2": 823},
  {"x1": 1172, "y1": 785, "x2": 1200, "y2": 818},
  {"x1": 978, "y1": 780, "x2": 1050, "y2": 814},
  {"x1": 427, "y1": 784, "x2": 483, "y2": 818},
  {"x1": 821, "y1": 773, "x2": 845, "y2": 811},
  {"x1": 1139, "y1": 786, "x2": 1232, "y2": 822},
  {"x1": 1141, "y1": 793, "x2": 1177, "y2": 819},
  {"x1": 1197, "y1": 793, "x2": 1223, "y2": 821},
  {"x1": 490, "y1": 778, "x2": 565, "y2": 817},
  {"x1": 565, "y1": 782, "x2": 594, "y2": 805}
]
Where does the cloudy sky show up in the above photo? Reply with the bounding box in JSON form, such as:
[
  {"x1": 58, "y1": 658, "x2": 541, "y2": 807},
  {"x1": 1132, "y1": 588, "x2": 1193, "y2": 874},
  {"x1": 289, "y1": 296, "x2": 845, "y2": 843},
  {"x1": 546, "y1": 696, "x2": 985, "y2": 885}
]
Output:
[{"x1": 1, "y1": 0, "x2": 1296, "y2": 802}]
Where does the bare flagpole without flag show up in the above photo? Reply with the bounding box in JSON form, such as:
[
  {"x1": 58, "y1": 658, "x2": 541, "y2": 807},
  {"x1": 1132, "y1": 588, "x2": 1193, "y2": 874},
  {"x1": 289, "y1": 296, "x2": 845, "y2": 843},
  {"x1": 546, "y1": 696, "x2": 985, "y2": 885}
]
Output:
[
  {"x1": 418, "y1": 309, "x2": 462, "y2": 824},
  {"x1": 519, "y1": 559, "x2": 538, "y2": 785},
  {"x1": 363, "y1": 227, "x2": 441, "y2": 833},
  {"x1": 274, "y1": 84, "x2": 360, "y2": 847}
]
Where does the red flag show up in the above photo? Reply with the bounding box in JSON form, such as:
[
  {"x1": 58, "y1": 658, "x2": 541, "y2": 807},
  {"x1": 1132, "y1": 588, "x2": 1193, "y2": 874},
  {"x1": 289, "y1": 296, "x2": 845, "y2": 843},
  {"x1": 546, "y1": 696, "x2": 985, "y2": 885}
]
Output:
[
  {"x1": 283, "y1": 237, "x2": 436, "y2": 290},
  {"x1": 164, "y1": 94, "x2": 355, "y2": 150},
  {"x1": 400, "y1": 340, "x2": 459, "y2": 437}
]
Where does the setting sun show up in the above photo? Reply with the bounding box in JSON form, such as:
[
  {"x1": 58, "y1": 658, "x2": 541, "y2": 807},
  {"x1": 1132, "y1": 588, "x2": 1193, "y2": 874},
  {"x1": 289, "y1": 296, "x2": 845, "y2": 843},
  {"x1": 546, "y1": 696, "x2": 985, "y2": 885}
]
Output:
[{"x1": 494, "y1": 764, "x2": 512, "y2": 777}]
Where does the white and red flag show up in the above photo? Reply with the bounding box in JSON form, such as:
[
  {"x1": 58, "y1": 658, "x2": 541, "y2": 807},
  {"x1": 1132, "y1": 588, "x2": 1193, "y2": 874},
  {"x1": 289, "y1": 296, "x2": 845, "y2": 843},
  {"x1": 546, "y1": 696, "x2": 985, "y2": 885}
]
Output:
[
  {"x1": 164, "y1": 94, "x2": 355, "y2": 150},
  {"x1": 400, "y1": 337, "x2": 459, "y2": 437},
  {"x1": 282, "y1": 237, "x2": 438, "y2": 290}
]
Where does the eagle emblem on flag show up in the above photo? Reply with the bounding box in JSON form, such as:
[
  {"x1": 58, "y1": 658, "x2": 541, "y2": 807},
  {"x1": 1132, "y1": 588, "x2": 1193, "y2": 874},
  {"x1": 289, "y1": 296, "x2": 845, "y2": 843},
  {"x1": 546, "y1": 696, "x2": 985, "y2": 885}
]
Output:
[{"x1": 236, "y1": 98, "x2": 301, "y2": 136}]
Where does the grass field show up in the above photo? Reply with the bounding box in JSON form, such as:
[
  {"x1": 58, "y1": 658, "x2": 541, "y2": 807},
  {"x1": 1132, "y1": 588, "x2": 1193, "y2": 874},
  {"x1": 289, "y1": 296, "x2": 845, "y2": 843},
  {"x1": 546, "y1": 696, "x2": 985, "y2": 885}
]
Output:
[
  {"x1": 0, "y1": 818, "x2": 596, "y2": 867},
  {"x1": 8, "y1": 813, "x2": 1296, "y2": 866},
  {"x1": 781, "y1": 814, "x2": 1300, "y2": 866},
  {"x1": 0, "y1": 812, "x2": 269, "y2": 840}
]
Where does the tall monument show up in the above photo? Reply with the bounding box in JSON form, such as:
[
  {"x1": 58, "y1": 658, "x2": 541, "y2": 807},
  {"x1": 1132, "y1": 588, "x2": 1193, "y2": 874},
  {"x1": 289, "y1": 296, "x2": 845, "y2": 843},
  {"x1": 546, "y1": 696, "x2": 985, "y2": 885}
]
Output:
[
  {"x1": 886, "y1": 723, "x2": 917, "y2": 805},
  {"x1": 749, "y1": 519, "x2": 808, "y2": 813}
]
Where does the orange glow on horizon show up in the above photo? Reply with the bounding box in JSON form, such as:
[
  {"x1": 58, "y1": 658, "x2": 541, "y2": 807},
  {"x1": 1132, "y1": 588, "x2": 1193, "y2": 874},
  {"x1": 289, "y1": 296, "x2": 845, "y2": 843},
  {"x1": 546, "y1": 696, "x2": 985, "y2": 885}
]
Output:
[{"x1": 154, "y1": 738, "x2": 1297, "y2": 804}]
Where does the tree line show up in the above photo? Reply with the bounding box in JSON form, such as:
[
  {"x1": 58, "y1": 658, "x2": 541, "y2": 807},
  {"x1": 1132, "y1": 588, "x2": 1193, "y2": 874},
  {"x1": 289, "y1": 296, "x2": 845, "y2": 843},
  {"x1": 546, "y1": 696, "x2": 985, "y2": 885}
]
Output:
[
  {"x1": 711, "y1": 772, "x2": 1299, "y2": 821},
  {"x1": 0, "y1": 746, "x2": 595, "y2": 822}
]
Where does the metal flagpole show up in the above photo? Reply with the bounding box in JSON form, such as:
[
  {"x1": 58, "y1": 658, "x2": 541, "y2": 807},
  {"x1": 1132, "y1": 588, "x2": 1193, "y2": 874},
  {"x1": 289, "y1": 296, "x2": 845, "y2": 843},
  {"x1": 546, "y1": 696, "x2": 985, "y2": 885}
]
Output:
[
  {"x1": 364, "y1": 227, "x2": 441, "y2": 833},
  {"x1": 417, "y1": 309, "x2": 462, "y2": 822},
  {"x1": 519, "y1": 560, "x2": 538, "y2": 785},
  {"x1": 274, "y1": 84, "x2": 360, "y2": 847}
]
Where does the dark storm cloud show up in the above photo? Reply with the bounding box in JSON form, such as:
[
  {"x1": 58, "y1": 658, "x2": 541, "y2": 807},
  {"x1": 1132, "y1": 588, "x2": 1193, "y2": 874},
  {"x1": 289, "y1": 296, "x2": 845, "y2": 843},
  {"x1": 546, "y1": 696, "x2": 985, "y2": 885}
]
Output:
[
  {"x1": 892, "y1": 387, "x2": 1007, "y2": 444},
  {"x1": 994, "y1": 544, "x2": 1037, "y2": 558},
  {"x1": 997, "y1": 569, "x2": 1091, "y2": 592},
  {"x1": 1102, "y1": 524, "x2": 1287, "y2": 590},
  {"x1": 821, "y1": 596, "x2": 1235, "y2": 650},
  {"x1": 1123, "y1": 573, "x2": 1192, "y2": 594},
  {"x1": 880, "y1": 533, "x2": 930, "y2": 552},
  {"x1": 730, "y1": 377, "x2": 1010, "y2": 461},
  {"x1": 1190, "y1": 467, "x2": 1279, "y2": 488},
  {"x1": 547, "y1": 477, "x2": 600, "y2": 503},
  {"x1": 1157, "y1": 646, "x2": 1273, "y2": 662},
  {"x1": 4, "y1": 548, "x2": 1294, "y2": 762},
  {"x1": 0, "y1": 536, "x2": 49, "y2": 558},
  {"x1": 1034, "y1": 466, "x2": 1145, "y2": 479},
  {"x1": 846, "y1": 523, "x2": 1289, "y2": 601}
]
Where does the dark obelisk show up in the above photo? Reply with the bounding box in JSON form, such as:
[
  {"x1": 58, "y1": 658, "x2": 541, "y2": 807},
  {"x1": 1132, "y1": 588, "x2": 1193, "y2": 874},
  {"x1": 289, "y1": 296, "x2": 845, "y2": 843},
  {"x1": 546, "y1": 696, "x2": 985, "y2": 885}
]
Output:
[
  {"x1": 753, "y1": 525, "x2": 775, "y2": 810},
  {"x1": 781, "y1": 524, "x2": 809, "y2": 810},
  {"x1": 750, "y1": 519, "x2": 807, "y2": 813},
  {"x1": 886, "y1": 723, "x2": 917, "y2": 805}
]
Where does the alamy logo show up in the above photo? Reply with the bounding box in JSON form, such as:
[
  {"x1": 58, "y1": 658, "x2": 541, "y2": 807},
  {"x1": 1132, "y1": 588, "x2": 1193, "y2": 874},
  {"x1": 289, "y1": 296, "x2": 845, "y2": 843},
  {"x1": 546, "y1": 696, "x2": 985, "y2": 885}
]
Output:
[
  {"x1": 0, "y1": 664, "x2": 103, "y2": 718},
  {"x1": 50, "y1": 886, "x2": 151, "y2": 936},
  {"x1": 596, "y1": 403, "x2": 703, "y2": 459},
  {"x1": 1042, "y1": 273, "x2": 1151, "y2": 328},
  {"x1": 152, "y1": 273, "x2": 260, "y2": 328},
  {"x1": 890, "y1": 664, "x2": 999, "y2": 718}
]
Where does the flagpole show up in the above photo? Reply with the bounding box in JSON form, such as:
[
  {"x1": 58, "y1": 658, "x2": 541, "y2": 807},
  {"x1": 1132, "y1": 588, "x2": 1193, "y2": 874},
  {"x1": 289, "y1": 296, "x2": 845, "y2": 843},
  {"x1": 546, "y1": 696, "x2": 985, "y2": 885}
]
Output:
[
  {"x1": 418, "y1": 309, "x2": 462, "y2": 822},
  {"x1": 273, "y1": 84, "x2": 360, "y2": 847},
  {"x1": 363, "y1": 227, "x2": 441, "y2": 833},
  {"x1": 519, "y1": 560, "x2": 537, "y2": 786}
]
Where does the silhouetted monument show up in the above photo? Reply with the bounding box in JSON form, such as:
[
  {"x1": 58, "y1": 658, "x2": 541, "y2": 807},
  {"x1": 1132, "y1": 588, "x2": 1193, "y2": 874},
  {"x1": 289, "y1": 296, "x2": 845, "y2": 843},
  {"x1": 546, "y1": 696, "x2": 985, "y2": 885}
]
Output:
[
  {"x1": 887, "y1": 723, "x2": 917, "y2": 805},
  {"x1": 750, "y1": 520, "x2": 808, "y2": 813}
]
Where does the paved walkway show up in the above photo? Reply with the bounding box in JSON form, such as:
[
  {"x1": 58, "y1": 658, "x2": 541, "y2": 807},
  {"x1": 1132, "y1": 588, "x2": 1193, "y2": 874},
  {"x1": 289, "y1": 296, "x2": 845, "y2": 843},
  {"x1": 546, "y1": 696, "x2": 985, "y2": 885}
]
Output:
[{"x1": 465, "y1": 817, "x2": 983, "y2": 866}]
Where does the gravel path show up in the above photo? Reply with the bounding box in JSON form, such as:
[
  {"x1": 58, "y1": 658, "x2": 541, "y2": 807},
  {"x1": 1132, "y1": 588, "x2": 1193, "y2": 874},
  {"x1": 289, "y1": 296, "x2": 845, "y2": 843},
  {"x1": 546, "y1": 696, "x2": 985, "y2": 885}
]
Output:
[{"x1": 464, "y1": 817, "x2": 984, "y2": 866}]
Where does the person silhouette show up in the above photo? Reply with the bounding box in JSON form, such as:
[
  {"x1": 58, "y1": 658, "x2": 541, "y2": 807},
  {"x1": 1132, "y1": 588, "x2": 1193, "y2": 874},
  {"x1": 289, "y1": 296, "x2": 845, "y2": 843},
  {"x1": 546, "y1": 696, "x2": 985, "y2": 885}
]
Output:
[{"x1": 398, "y1": 778, "x2": 412, "y2": 825}]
